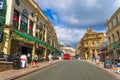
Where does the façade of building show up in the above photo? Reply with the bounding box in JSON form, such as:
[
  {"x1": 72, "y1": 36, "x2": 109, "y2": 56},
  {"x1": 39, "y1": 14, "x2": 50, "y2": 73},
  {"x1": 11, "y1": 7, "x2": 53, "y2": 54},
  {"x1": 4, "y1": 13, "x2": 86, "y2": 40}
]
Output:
[
  {"x1": 105, "y1": 7, "x2": 120, "y2": 64},
  {"x1": 0, "y1": 0, "x2": 59, "y2": 61},
  {"x1": 77, "y1": 28, "x2": 104, "y2": 60},
  {"x1": 61, "y1": 45, "x2": 76, "y2": 58}
]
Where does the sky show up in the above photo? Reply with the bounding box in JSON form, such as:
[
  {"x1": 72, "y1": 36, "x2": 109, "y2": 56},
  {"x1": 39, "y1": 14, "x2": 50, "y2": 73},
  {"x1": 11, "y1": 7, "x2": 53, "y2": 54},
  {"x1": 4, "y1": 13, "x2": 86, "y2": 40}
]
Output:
[{"x1": 34, "y1": 0, "x2": 120, "y2": 48}]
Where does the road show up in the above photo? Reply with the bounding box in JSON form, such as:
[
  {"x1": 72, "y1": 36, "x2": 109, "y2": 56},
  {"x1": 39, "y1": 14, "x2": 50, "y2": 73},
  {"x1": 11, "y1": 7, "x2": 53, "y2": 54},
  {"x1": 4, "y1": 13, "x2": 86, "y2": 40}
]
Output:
[{"x1": 16, "y1": 60, "x2": 115, "y2": 80}]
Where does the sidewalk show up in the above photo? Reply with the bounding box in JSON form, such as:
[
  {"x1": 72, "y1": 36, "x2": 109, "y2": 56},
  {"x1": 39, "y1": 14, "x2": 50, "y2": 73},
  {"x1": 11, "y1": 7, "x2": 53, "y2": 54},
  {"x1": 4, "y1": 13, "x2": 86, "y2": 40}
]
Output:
[
  {"x1": 87, "y1": 60, "x2": 120, "y2": 80},
  {"x1": 0, "y1": 60, "x2": 61, "y2": 80}
]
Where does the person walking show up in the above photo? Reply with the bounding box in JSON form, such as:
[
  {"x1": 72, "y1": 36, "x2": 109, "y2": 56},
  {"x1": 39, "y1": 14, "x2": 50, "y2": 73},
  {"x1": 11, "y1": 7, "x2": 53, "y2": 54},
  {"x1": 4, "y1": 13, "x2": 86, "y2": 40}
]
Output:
[
  {"x1": 20, "y1": 54, "x2": 27, "y2": 68},
  {"x1": 32, "y1": 53, "x2": 38, "y2": 66},
  {"x1": 48, "y1": 53, "x2": 53, "y2": 64}
]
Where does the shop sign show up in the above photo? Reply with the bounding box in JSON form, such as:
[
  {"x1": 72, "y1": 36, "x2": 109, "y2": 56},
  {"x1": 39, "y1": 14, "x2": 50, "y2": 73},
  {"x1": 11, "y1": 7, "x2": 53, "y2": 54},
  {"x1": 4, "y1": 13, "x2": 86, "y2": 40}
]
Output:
[
  {"x1": 0, "y1": 2, "x2": 3, "y2": 9},
  {"x1": 22, "y1": 9, "x2": 28, "y2": 17}
]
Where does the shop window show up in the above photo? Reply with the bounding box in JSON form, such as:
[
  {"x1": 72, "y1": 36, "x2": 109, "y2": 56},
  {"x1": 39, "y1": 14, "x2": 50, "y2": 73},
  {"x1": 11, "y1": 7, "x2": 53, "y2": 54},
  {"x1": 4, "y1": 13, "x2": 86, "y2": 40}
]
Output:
[
  {"x1": 20, "y1": 9, "x2": 28, "y2": 32},
  {"x1": 13, "y1": 10, "x2": 19, "y2": 29},
  {"x1": 29, "y1": 20, "x2": 33, "y2": 35}
]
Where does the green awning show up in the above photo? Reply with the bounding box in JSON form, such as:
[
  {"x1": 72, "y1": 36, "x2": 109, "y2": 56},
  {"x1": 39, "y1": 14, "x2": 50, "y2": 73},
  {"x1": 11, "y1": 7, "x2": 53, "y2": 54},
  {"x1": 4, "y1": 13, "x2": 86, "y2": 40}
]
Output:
[
  {"x1": 12, "y1": 30, "x2": 60, "y2": 53},
  {"x1": 12, "y1": 30, "x2": 45, "y2": 45}
]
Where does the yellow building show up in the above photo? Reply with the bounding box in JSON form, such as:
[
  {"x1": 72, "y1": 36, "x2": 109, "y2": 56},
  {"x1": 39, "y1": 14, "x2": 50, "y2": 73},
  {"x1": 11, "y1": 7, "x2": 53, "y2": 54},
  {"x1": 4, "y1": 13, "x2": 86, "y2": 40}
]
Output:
[
  {"x1": 105, "y1": 7, "x2": 120, "y2": 63},
  {"x1": 0, "y1": 0, "x2": 59, "y2": 60},
  {"x1": 78, "y1": 28, "x2": 104, "y2": 60}
]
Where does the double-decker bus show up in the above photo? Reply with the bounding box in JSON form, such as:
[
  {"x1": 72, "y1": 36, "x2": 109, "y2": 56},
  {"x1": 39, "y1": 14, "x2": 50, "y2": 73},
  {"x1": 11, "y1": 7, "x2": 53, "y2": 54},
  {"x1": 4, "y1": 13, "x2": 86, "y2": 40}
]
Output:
[{"x1": 64, "y1": 53, "x2": 70, "y2": 60}]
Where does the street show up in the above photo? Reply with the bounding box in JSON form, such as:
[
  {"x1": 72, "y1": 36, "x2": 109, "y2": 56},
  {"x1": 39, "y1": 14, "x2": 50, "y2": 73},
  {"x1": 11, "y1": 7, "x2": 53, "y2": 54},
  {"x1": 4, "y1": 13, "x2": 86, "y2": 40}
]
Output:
[{"x1": 15, "y1": 60, "x2": 115, "y2": 80}]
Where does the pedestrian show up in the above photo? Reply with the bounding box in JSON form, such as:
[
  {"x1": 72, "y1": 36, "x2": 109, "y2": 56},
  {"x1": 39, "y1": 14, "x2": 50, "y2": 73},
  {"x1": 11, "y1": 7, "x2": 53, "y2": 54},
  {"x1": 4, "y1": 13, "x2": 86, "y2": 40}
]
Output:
[
  {"x1": 59, "y1": 56, "x2": 62, "y2": 61},
  {"x1": 27, "y1": 53, "x2": 31, "y2": 63},
  {"x1": 20, "y1": 54, "x2": 27, "y2": 68},
  {"x1": 105, "y1": 56, "x2": 111, "y2": 68},
  {"x1": 48, "y1": 53, "x2": 53, "y2": 64},
  {"x1": 32, "y1": 53, "x2": 38, "y2": 66}
]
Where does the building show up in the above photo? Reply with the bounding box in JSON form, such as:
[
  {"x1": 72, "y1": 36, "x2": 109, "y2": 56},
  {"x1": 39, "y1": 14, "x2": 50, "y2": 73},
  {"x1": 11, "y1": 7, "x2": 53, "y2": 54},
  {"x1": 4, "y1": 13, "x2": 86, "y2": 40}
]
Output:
[
  {"x1": 105, "y1": 7, "x2": 120, "y2": 64},
  {"x1": 97, "y1": 33, "x2": 108, "y2": 62},
  {"x1": 77, "y1": 28, "x2": 104, "y2": 60},
  {"x1": 75, "y1": 41, "x2": 82, "y2": 57},
  {"x1": 0, "y1": 0, "x2": 59, "y2": 61},
  {"x1": 62, "y1": 46, "x2": 76, "y2": 58}
]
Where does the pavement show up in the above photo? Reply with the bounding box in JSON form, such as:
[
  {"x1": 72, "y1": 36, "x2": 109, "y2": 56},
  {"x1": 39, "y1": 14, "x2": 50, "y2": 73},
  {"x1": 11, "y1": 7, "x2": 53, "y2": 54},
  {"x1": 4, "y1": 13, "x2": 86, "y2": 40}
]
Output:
[
  {"x1": 0, "y1": 60, "x2": 120, "y2": 80},
  {"x1": 86, "y1": 60, "x2": 120, "y2": 80},
  {"x1": 0, "y1": 60, "x2": 61, "y2": 80}
]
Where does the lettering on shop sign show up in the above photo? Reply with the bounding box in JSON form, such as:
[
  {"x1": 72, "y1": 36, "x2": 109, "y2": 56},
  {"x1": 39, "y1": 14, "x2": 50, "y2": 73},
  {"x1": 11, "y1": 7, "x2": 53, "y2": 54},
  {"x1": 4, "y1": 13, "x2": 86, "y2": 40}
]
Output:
[{"x1": 0, "y1": 2, "x2": 3, "y2": 9}]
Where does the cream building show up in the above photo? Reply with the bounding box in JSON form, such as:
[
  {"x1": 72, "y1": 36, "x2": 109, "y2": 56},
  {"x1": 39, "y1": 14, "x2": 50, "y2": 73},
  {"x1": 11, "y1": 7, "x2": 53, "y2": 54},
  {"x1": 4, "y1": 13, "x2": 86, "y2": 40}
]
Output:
[
  {"x1": 106, "y1": 7, "x2": 120, "y2": 62},
  {"x1": 77, "y1": 28, "x2": 104, "y2": 60},
  {"x1": 62, "y1": 46, "x2": 76, "y2": 57},
  {"x1": 0, "y1": 0, "x2": 59, "y2": 60}
]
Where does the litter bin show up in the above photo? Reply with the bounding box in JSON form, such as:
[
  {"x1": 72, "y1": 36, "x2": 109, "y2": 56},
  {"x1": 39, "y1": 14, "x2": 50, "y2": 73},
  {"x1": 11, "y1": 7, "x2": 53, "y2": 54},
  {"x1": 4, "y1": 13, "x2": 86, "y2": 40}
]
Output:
[
  {"x1": 13, "y1": 57, "x2": 21, "y2": 69},
  {"x1": 105, "y1": 59, "x2": 111, "y2": 69}
]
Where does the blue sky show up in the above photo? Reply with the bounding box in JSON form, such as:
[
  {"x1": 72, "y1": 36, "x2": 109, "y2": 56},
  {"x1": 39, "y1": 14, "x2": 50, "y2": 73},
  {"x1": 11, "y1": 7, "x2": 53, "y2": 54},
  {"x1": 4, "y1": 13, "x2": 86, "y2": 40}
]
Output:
[{"x1": 34, "y1": 0, "x2": 120, "y2": 48}]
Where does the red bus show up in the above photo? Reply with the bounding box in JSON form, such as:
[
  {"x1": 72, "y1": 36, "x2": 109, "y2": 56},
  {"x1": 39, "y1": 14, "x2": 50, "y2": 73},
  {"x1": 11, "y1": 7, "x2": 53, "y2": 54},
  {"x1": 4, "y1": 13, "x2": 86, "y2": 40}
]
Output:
[{"x1": 64, "y1": 54, "x2": 70, "y2": 60}]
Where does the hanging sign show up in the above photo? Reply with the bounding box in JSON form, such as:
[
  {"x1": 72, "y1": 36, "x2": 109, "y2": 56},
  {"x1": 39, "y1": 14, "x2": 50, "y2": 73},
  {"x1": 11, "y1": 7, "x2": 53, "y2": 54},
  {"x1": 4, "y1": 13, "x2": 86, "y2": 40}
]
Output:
[{"x1": 0, "y1": 2, "x2": 3, "y2": 9}]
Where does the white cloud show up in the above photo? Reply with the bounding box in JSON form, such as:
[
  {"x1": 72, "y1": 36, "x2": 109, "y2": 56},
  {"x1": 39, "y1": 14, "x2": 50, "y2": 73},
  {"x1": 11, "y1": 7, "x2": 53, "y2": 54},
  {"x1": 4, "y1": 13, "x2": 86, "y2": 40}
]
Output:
[
  {"x1": 54, "y1": 25, "x2": 86, "y2": 46},
  {"x1": 85, "y1": 0, "x2": 97, "y2": 8},
  {"x1": 34, "y1": 0, "x2": 120, "y2": 47},
  {"x1": 114, "y1": 0, "x2": 120, "y2": 9}
]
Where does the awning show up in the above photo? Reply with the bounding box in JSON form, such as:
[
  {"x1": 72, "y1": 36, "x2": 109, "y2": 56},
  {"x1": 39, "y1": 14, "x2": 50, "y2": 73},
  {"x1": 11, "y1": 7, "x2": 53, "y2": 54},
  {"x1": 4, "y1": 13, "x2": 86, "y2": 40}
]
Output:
[
  {"x1": 12, "y1": 30, "x2": 45, "y2": 45},
  {"x1": 12, "y1": 30, "x2": 61, "y2": 54}
]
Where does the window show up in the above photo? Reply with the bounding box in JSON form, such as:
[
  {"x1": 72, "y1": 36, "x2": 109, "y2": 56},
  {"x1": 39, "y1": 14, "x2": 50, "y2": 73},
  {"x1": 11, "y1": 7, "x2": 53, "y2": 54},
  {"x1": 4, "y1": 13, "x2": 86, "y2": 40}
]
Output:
[
  {"x1": 37, "y1": 17, "x2": 39, "y2": 22},
  {"x1": 96, "y1": 42, "x2": 99, "y2": 46},
  {"x1": 112, "y1": 34, "x2": 115, "y2": 42},
  {"x1": 31, "y1": 12, "x2": 34, "y2": 17},
  {"x1": 15, "y1": 0, "x2": 20, "y2": 6},
  {"x1": 116, "y1": 16, "x2": 119, "y2": 24},
  {"x1": 111, "y1": 21, "x2": 113, "y2": 27},
  {"x1": 29, "y1": 20, "x2": 33, "y2": 35},
  {"x1": 13, "y1": 10, "x2": 19, "y2": 29},
  {"x1": 0, "y1": 30, "x2": 3, "y2": 42},
  {"x1": 92, "y1": 42, "x2": 94, "y2": 46},
  {"x1": 116, "y1": 31, "x2": 120, "y2": 40},
  {"x1": 109, "y1": 36, "x2": 111, "y2": 44},
  {"x1": 20, "y1": 9, "x2": 28, "y2": 32},
  {"x1": 96, "y1": 35, "x2": 98, "y2": 38},
  {"x1": 36, "y1": 25, "x2": 39, "y2": 38}
]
